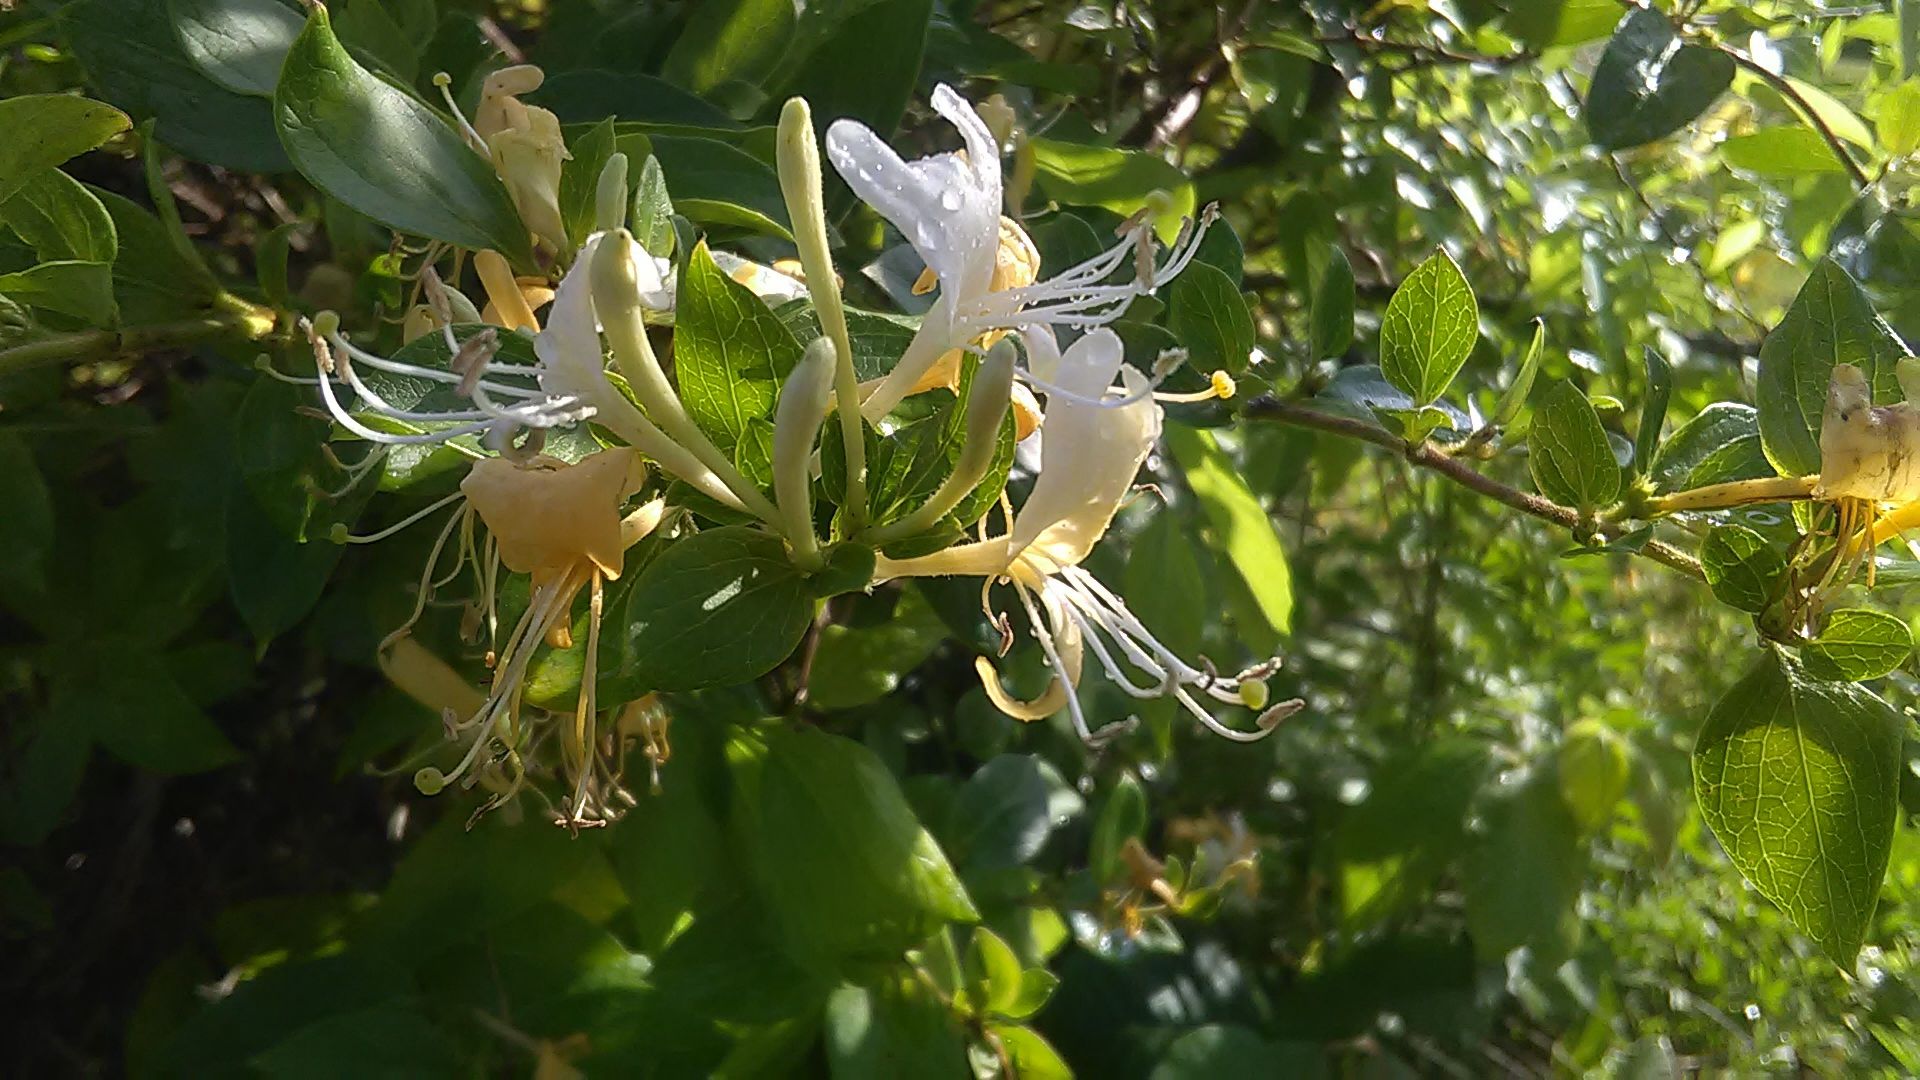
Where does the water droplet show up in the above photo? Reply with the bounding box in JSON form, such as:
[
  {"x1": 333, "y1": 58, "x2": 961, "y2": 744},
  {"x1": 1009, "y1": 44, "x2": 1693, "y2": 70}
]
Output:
[
  {"x1": 939, "y1": 190, "x2": 964, "y2": 212},
  {"x1": 1743, "y1": 1003, "x2": 1762, "y2": 1021}
]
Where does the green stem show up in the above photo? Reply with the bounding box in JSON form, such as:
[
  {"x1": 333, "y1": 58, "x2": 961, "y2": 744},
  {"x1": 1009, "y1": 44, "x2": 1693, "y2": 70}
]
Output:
[
  {"x1": 0, "y1": 307, "x2": 276, "y2": 379},
  {"x1": 1244, "y1": 397, "x2": 1705, "y2": 581}
]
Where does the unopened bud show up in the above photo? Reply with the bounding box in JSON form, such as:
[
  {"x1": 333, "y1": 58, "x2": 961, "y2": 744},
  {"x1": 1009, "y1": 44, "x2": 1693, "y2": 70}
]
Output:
[
  {"x1": 414, "y1": 766, "x2": 446, "y2": 795},
  {"x1": 773, "y1": 338, "x2": 837, "y2": 568},
  {"x1": 595, "y1": 152, "x2": 630, "y2": 235}
]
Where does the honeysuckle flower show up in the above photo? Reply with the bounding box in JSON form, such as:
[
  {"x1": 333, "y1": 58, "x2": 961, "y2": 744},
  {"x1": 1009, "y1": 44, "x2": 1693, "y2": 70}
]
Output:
[
  {"x1": 388, "y1": 447, "x2": 667, "y2": 827},
  {"x1": 825, "y1": 84, "x2": 1220, "y2": 422},
  {"x1": 461, "y1": 65, "x2": 571, "y2": 254},
  {"x1": 870, "y1": 326, "x2": 1301, "y2": 744}
]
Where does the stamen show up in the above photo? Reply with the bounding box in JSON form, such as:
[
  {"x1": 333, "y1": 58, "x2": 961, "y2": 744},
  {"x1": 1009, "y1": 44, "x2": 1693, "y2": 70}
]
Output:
[
  {"x1": 342, "y1": 490, "x2": 467, "y2": 544},
  {"x1": 433, "y1": 72, "x2": 488, "y2": 154}
]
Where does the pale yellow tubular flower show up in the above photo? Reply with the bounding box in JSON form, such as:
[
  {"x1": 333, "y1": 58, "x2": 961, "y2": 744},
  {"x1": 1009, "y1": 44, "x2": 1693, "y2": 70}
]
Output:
[
  {"x1": 871, "y1": 327, "x2": 1295, "y2": 744},
  {"x1": 1815, "y1": 361, "x2": 1920, "y2": 503},
  {"x1": 470, "y1": 65, "x2": 571, "y2": 254},
  {"x1": 475, "y1": 250, "x2": 542, "y2": 333}
]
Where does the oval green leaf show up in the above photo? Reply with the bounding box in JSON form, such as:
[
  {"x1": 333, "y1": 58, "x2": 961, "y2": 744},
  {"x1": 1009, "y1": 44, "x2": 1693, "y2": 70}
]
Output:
[
  {"x1": 1694, "y1": 649, "x2": 1902, "y2": 966},
  {"x1": 1756, "y1": 259, "x2": 1908, "y2": 478},
  {"x1": 1168, "y1": 260, "x2": 1256, "y2": 376},
  {"x1": 273, "y1": 8, "x2": 531, "y2": 262},
  {"x1": 1584, "y1": 8, "x2": 1734, "y2": 150},
  {"x1": 1379, "y1": 248, "x2": 1478, "y2": 407},
  {"x1": 1700, "y1": 523, "x2": 1786, "y2": 613},
  {"x1": 621, "y1": 525, "x2": 813, "y2": 691},
  {"x1": 0, "y1": 95, "x2": 131, "y2": 205},
  {"x1": 1529, "y1": 380, "x2": 1622, "y2": 511},
  {"x1": 1804, "y1": 608, "x2": 1913, "y2": 681}
]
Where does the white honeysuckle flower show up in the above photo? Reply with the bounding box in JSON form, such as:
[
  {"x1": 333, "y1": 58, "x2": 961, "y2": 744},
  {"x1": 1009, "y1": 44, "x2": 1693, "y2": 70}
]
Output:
[
  {"x1": 825, "y1": 83, "x2": 1220, "y2": 422},
  {"x1": 871, "y1": 326, "x2": 1299, "y2": 745}
]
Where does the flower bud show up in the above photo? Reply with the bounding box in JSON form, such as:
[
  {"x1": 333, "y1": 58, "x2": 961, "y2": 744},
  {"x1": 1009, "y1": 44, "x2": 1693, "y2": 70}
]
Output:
[
  {"x1": 773, "y1": 338, "x2": 837, "y2": 568},
  {"x1": 595, "y1": 152, "x2": 630, "y2": 234}
]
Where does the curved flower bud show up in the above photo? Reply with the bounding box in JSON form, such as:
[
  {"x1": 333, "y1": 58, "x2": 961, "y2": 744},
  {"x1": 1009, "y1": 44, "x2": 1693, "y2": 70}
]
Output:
[{"x1": 773, "y1": 338, "x2": 838, "y2": 569}]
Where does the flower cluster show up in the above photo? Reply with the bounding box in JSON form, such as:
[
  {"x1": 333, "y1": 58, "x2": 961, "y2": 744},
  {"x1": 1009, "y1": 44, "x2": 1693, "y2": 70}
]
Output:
[{"x1": 302, "y1": 75, "x2": 1295, "y2": 821}]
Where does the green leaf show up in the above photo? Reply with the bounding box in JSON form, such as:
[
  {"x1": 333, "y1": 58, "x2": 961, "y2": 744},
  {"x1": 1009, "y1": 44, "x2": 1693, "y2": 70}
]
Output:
[
  {"x1": 0, "y1": 96, "x2": 131, "y2": 205},
  {"x1": 621, "y1": 526, "x2": 814, "y2": 691},
  {"x1": 965, "y1": 927, "x2": 1024, "y2": 1017},
  {"x1": 559, "y1": 116, "x2": 617, "y2": 251},
  {"x1": 1700, "y1": 524, "x2": 1786, "y2": 613},
  {"x1": 806, "y1": 587, "x2": 946, "y2": 709},
  {"x1": 1583, "y1": 8, "x2": 1734, "y2": 150},
  {"x1": 1379, "y1": 249, "x2": 1478, "y2": 406},
  {"x1": 66, "y1": 0, "x2": 290, "y2": 172},
  {"x1": 1167, "y1": 260, "x2": 1255, "y2": 376},
  {"x1": 273, "y1": 8, "x2": 532, "y2": 263},
  {"x1": 1490, "y1": 318, "x2": 1545, "y2": 429},
  {"x1": 1162, "y1": 423, "x2": 1293, "y2": 639},
  {"x1": 0, "y1": 261, "x2": 117, "y2": 326},
  {"x1": 1029, "y1": 137, "x2": 1197, "y2": 243},
  {"x1": 1780, "y1": 75, "x2": 1875, "y2": 149},
  {"x1": 1463, "y1": 770, "x2": 1588, "y2": 966},
  {"x1": 1335, "y1": 739, "x2": 1490, "y2": 929},
  {"x1": 1529, "y1": 380, "x2": 1623, "y2": 511},
  {"x1": 630, "y1": 154, "x2": 675, "y2": 256},
  {"x1": 674, "y1": 241, "x2": 806, "y2": 449},
  {"x1": 1635, "y1": 347, "x2": 1672, "y2": 475},
  {"x1": 1694, "y1": 649, "x2": 1902, "y2": 965},
  {"x1": 1804, "y1": 609, "x2": 1913, "y2": 681},
  {"x1": 778, "y1": 0, "x2": 932, "y2": 136},
  {"x1": 1558, "y1": 720, "x2": 1632, "y2": 834},
  {"x1": 732, "y1": 727, "x2": 977, "y2": 969},
  {"x1": 1650, "y1": 403, "x2": 1769, "y2": 493},
  {"x1": 333, "y1": 0, "x2": 419, "y2": 83},
  {"x1": 1150, "y1": 1025, "x2": 1324, "y2": 1080},
  {"x1": 825, "y1": 980, "x2": 968, "y2": 1080},
  {"x1": 1723, "y1": 127, "x2": 1849, "y2": 175},
  {"x1": 946, "y1": 755, "x2": 1056, "y2": 874},
  {"x1": 648, "y1": 135, "x2": 792, "y2": 240},
  {"x1": 1756, "y1": 259, "x2": 1909, "y2": 477},
  {"x1": 1310, "y1": 244, "x2": 1355, "y2": 360},
  {"x1": 991, "y1": 1025, "x2": 1073, "y2": 1080},
  {"x1": 0, "y1": 432, "x2": 53, "y2": 594},
  {"x1": 663, "y1": 0, "x2": 798, "y2": 93},
  {"x1": 1, "y1": 167, "x2": 118, "y2": 263},
  {"x1": 249, "y1": 1007, "x2": 455, "y2": 1080},
  {"x1": 168, "y1": 0, "x2": 305, "y2": 96},
  {"x1": 1089, "y1": 774, "x2": 1147, "y2": 884},
  {"x1": 61, "y1": 644, "x2": 239, "y2": 774},
  {"x1": 91, "y1": 187, "x2": 220, "y2": 322},
  {"x1": 1875, "y1": 79, "x2": 1920, "y2": 157}
]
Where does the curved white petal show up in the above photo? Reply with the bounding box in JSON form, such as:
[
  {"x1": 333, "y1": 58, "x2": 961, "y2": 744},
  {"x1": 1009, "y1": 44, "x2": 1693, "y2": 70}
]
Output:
[
  {"x1": 534, "y1": 235, "x2": 609, "y2": 405},
  {"x1": 1009, "y1": 327, "x2": 1162, "y2": 571},
  {"x1": 825, "y1": 83, "x2": 1001, "y2": 303}
]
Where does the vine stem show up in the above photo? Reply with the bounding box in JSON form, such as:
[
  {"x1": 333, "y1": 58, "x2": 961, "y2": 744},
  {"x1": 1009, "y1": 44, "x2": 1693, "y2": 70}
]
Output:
[
  {"x1": 1641, "y1": 475, "x2": 1816, "y2": 516},
  {"x1": 0, "y1": 302, "x2": 277, "y2": 379},
  {"x1": 1242, "y1": 398, "x2": 1705, "y2": 581}
]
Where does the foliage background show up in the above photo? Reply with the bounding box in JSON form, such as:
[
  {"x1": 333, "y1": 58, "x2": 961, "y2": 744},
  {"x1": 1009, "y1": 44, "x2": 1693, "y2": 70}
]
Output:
[{"x1": 4, "y1": 0, "x2": 1920, "y2": 1075}]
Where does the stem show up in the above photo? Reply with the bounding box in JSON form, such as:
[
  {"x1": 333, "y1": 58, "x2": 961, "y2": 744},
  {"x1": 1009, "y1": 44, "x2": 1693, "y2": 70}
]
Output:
[
  {"x1": 1243, "y1": 398, "x2": 1705, "y2": 581},
  {"x1": 1721, "y1": 47, "x2": 1874, "y2": 191},
  {"x1": 1643, "y1": 475, "x2": 1816, "y2": 516},
  {"x1": 0, "y1": 309, "x2": 275, "y2": 379}
]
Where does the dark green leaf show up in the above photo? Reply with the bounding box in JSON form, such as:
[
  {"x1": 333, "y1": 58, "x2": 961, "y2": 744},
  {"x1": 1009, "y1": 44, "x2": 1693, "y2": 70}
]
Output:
[
  {"x1": 622, "y1": 526, "x2": 814, "y2": 691},
  {"x1": 1756, "y1": 259, "x2": 1908, "y2": 477},
  {"x1": 559, "y1": 117, "x2": 617, "y2": 251},
  {"x1": 946, "y1": 754, "x2": 1054, "y2": 874},
  {"x1": 806, "y1": 587, "x2": 945, "y2": 709},
  {"x1": 1529, "y1": 380, "x2": 1623, "y2": 511},
  {"x1": 61, "y1": 644, "x2": 239, "y2": 774},
  {"x1": 1310, "y1": 244, "x2": 1355, "y2": 360},
  {"x1": 1336, "y1": 739, "x2": 1491, "y2": 929},
  {"x1": 1463, "y1": 771, "x2": 1587, "y2": 965},
  {"x1": 674, "y1": 242, "x2": 806, "y2": 449},
  {"x1": 663, "y1": 0, "x2": 798, "y2": 93},
  {"x1": 778, "y1": 0, "x2": 932, "y2": 136},
  {"x1": 1700, "y1": 524, "x2": 1786, "y2": 613},
  {"x1": 1167, "y1": 260, "x2": 1255, "y2": 376},
  {"x1": 1584, "y1": 8, "x2": 1735, "y2": 150},
  {"x1": 168, "y1": 0, "x2": 305, "y2": 96},
  {"x1": 1804, "y1": 608, "x2": 1912, "y2": 681},
  {"x1": 824, "y1": 979, "x2": 968, "y2": 1080},
  {"x1": 731, "y1": 727, "x2": 977, "y2": 968},
  {"x1": 273, "y1": 8, "x2": 532, "y2": 262},
  {"x1": 1636, "y1": 347, "x2": 1672, "y2": 474},
  {"x1": 532, "y1": 71, "x2": 738, "y2": 129},
  {"x1": 66, "y1": 0, "x2": 290, "y2": 172},
  {"x1": 1379, "y1": 249, "x2": 1478, "y2": 406},
  {"x1": 1694, "y1": 649, "x2": 1902, "y2": 965},
  {"x1": 1151, "y1": 1025, "x2": 1325, "y2": 1080},
  {"x1": 0, "y1": 96, "x2": 130, "y2": 205},
  {"x1": 648, "y1": 135, "x2": 792, "y2": 240},
  {"x1": 1089, "y1": 774, "x2": 1147, "y2": 884},
  {"x1": 0, "y1": 432, "x2": 53, "y2": 593},
  {"x1": 1650, "y1": 403, "x2": 1768, "y2": 493}
]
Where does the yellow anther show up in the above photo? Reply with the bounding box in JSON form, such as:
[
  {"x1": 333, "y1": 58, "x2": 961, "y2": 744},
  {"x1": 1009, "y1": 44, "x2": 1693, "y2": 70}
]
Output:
[{"x1": 1210, "y1": 371, "x2": 1236, "y2": 399}]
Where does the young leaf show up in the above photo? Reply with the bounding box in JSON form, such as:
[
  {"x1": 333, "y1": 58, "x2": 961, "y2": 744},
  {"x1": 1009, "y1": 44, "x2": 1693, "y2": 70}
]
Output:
[
  {"x1": 1490, "y1": 318, "x2": 1545, "y2": 428},
  {"x1": 1163, "y1": 423, "x2": 1293, "y2": 638},
  {"x1": 1310, "y1": 244, "x2": 1355, "y2": 360},
  {"x1": 274, "y1": 7, "x2": 532, "y2": 263},
  {"x1": 1635, "y1": 346, "x2": 1672, "y2": 475},
  {"x1": 0, "y1": 96, "x2": 130, "y2": 205},
  {"x1": 620, "y1": 526, "x2": 815, "y2": 691},
  {"x1": 1529, "y1": 381, "x2": 1622, "y2": 511},
  {"x1": 630, "y1": 154, "x2": 675, "y2": 256},
  {"x1": 673, "y1": 242, "x2": 806, "y2": 450},
  {"x1": 1700, "y1": 524, "x2": 1786, "y2": 613},
  {"x1": 1756, "y1": 259, "x2": 1908, "y2": 477},
  {"x1": 1804, "y1": 609, "x2": 1913, "y2": 681},
  {"x1": 1168, "y1": 260, "x2": 1256, "y2": 376},
  {"x1": 1583, "y1": 8, "x2": 1734, "y2": 150},
  {"x1": 1379, "y1": 249, "x2": 1478, "y2": 406},
  {"x1": 1694, "y1": 649, "x2": 1902, "y2": 966},
  {"x1": 1558, "y1": 720, "x2": 1631, "y2": 834}
]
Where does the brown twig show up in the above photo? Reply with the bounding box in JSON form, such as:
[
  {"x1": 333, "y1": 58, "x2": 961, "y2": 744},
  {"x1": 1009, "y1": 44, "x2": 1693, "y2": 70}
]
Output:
[{"x1": 1242, "y1": 397, "x2": 1706, "y2": 580}]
